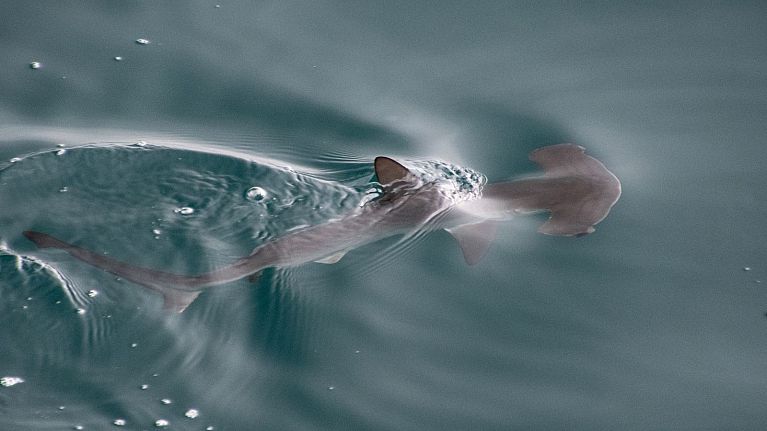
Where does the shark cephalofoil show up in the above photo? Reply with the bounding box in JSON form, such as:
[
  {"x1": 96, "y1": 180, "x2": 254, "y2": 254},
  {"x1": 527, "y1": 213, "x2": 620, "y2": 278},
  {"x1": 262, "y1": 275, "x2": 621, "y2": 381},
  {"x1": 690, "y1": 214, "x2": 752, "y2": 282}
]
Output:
[{"x1": 24, "y1": 144, "x2": 621, "y2": 312}]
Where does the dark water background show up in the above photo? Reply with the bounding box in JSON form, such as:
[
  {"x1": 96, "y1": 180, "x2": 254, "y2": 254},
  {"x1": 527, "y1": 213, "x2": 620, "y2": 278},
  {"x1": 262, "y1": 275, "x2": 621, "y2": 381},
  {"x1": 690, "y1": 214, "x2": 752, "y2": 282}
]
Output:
[{"x1": 2, "y1": 2, "x2": 766, "y2": 430}]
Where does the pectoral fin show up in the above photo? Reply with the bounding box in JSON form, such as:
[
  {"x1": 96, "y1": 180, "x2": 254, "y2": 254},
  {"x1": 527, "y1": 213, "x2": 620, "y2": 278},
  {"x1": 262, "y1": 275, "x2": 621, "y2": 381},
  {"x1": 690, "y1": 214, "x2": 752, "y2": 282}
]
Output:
[
  {"x1": 314, "y1": 251, "x2": 347, "y2": 264},
  {"x1": 161, "y1": 289, "x2": 201, "y2": 313},
  {"x1": 445, "y1": 221, "x2": 499, "y2": 265}
]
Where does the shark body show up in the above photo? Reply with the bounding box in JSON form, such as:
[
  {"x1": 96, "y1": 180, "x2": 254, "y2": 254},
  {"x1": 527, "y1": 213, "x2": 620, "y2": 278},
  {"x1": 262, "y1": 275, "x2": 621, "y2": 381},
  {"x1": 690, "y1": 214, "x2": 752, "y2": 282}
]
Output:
[{"x1": 23, "y1": 144, "x2": 621, "y2": 312}]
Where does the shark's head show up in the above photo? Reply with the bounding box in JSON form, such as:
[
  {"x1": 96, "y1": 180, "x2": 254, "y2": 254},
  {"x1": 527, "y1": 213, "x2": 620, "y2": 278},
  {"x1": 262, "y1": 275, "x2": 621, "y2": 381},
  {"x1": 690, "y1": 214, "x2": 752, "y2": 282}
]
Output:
[{"x1": 474, "y1": 144, "x2": 621, "y2": 236}]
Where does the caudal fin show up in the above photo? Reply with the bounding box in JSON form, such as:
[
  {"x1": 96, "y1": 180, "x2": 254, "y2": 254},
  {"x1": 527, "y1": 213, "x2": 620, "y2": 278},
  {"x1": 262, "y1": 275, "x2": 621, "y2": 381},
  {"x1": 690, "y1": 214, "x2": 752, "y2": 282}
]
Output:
[
  {"x1": 23, "y1": 230, "x2": 69, "y2": 249},
  {"x1": 23, "y1": 230, "x2": 203, "y2": 313}
]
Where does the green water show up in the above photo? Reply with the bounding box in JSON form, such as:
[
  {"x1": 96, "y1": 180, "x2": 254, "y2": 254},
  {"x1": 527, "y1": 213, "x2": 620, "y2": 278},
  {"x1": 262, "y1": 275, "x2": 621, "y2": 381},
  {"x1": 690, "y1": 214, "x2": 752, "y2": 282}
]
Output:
[{"x1": 1, "y1": 2, "x2": 766, "y2": 430}]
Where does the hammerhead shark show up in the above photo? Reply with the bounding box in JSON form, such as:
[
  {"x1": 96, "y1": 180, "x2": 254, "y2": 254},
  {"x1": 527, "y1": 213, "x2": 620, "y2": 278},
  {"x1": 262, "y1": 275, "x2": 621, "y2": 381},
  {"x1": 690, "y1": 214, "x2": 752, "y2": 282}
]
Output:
[{"x1": 23, "y1": 144, "x2": 620, "y2": 312}]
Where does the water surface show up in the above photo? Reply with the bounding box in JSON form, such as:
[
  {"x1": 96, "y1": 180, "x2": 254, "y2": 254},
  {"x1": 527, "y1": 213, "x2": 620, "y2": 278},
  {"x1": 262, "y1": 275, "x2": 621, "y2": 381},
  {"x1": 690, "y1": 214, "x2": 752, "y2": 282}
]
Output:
[{"x1": 1, "y1": 2, "x2": 766, "y2": 430}]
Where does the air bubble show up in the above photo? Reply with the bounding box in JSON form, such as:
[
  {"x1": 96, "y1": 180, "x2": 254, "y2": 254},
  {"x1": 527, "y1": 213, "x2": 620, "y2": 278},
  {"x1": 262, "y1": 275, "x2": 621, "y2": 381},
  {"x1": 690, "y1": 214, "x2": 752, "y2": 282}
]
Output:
[
  {"x1": 30, "y1": 61, "x2": 41, "y2": 69},
  {"x1": 114, "y1": 56, "x2": 123, "y2": 61},
  {"x1": 160, "y1": 398, "x2": 172, "y2": 405},
  {"x1": 56, "y1": 149, "x2": 66, "y2": 156},
  {"x1": 185, "y1": 409, "x2": 199, "y2": 419},
  {"x1": 113, "y1": 418, "x2": 126, "y2": 426},
  {"x1": 59, "y1": 187, "x2": 69, "y2": 193},
  {"x1": 155, "y1": 419, "x2": 169, "y2": 427},
  {"x1": 87, "y1": 290, "x2": 98, "y2": 297},
  {"x1": 174, "y1": 207, "x2": 194, "y2": 215},
  {"x1": 0, "y1": 376, "x2": 24, "y2": 387},
  {"x1": 76, "y1": 308, "x2": 86, "y2": 315},
  {"x1": 245, "y1": 186, "x2": 267, "y2": 201},
  {"x1": 152, "y1": 229, "x2": 161, "y2": 236},
  {"x1": 10, "y1": 157, "x2": 21, "y2": 163},
  {"x1": 141, "y1": 384, "x2": 149, "y2": 390},
  {"x1": 135, "y1": 38, "x2": 150, "y2": 45},
  {"x1": 743, "y1": 267, "x2": 751, "y2": 271}
]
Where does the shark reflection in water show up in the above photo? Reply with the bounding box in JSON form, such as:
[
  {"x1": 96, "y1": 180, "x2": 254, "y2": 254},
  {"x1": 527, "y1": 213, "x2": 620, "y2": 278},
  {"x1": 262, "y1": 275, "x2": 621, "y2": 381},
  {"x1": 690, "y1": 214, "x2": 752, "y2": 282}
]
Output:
[{"x1": 24, "y1": 144, "x2": 621, "y2": 312}]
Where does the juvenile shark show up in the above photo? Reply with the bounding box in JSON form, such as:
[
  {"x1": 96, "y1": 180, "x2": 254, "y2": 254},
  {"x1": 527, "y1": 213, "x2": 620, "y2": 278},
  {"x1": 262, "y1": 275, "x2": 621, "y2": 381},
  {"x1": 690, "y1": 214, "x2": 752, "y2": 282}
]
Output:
[{"x1": 23, "y1": 144, "x2": 620, "y2": 312}]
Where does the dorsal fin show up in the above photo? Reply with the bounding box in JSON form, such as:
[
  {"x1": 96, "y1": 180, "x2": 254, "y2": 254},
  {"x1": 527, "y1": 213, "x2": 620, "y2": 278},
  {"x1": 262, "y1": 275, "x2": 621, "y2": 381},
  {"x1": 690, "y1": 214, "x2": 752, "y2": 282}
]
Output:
[{"x1": 374, "y1": 157, "x2": 417, "y2": 185}]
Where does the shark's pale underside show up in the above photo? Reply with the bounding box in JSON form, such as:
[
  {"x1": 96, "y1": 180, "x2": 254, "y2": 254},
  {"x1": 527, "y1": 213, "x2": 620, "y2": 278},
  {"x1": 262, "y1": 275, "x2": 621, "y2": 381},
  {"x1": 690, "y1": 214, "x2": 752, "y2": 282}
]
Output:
[{"x1": 24, "y1": 144, "x2": 621, "y2": 312}]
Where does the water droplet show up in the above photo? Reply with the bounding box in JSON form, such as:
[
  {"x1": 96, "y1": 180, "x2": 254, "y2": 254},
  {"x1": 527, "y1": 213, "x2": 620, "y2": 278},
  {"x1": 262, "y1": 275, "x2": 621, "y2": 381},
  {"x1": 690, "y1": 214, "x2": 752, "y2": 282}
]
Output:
[
  {"x1": 206, "y1": 427, "x2": 215, "y2": 431},
  {"x1": 327, "y1": 386, "x2": 335, "y2": 390},
  {"x1": 160, "y1": 398, "x2": 172, "y2": 405},
  {"x1": 174, "y1": 207, "x2": 194, "y2": 215},
  {"x1": 87, "y1": 290, "x2": 98, "y2": 297},
  {"x1": 58, "y1": 406, "x2": 66, "y2": 410},
  {"x1": 215, "y1": 4, "x2": 221, "y2": 7},
  {"x1": 354, "y1": 350, "x2": 360, "y2": 354},
  {"x1": 59, "y1": 186, "x2": 69, "y2": 193},
  {"x1": 245, "y1": 186, "x2": 267, "y2": 201},
  {"x1": 130, "y1": 343, "x2": 138, "y2": 348},
  {"x1": 114, "y1": 56, "x2": 123, "y2": 61},
  {"x1": 74, "y1": 426, "x2": 84, "y2": 430},
  {"x1": 152, "y1": 229, "x2": 161, "y2": 236},
  {"x1": 744, "y1": 267, "x2": 751, "y2": 271},
  {"x1": 1, "y1": 376, "x2": 24, "y2": 387},
  {"x1": 76, "y1": 308, "x2": 86, "y2": 315},
  {"x1": 22, "y1": 305, "x2": 28, "y2": 310},
  {"x1": 30, "y1": 61, "x2": 41, "y2": 69},
  {"x1": 56, "y1": 149, "x2": 66, "y2": 156},
  {"x1": 113, "y1": 418, "x2": 126, "y2": 426},
  {"x1": 26, "y1": 297, "x2": 32, "y2": 301},
  {"x1": 140, "y1": 384, "x2": 149, "y2": 390},
  {"x1": 184, "y1": 409, "x2": 199, "y2": 419},
  {"x1": 154, "y1": 419, "x2": 169, "y2": 427},
  {"x1": 10, "y1": 157, "x2": 21, "y2": 163},
  {"x1": 135, "y1": 38, "x2": 150, "y2": 45}
]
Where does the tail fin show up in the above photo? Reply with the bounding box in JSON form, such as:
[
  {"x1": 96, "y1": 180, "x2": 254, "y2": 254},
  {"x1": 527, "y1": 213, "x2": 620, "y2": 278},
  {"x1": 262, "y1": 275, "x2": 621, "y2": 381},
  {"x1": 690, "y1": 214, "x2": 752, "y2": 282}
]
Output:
[
  {"x1": 482, "y1": 144, "x2": 621, "y2": 236},
  {"x1": 23, "y1": 230, "x2": 69, "y2": 249},
  {"x1": 23, "y1": 230, "x2": 202, "y2": 312}
]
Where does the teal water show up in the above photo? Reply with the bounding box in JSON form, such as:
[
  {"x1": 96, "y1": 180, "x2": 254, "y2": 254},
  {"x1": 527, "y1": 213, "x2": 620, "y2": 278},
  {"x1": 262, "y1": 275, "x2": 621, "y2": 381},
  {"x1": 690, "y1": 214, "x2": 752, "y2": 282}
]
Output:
[{"x1": 2, "y1": 2, "x2": 767, "y2": 430}]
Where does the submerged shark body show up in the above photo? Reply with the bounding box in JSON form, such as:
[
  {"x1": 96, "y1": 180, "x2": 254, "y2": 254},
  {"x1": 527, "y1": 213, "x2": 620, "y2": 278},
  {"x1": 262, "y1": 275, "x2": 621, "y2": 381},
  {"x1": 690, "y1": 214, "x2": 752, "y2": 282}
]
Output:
[{"x1": 24, "y1": 144, "x2": 621, "y2": 312}]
